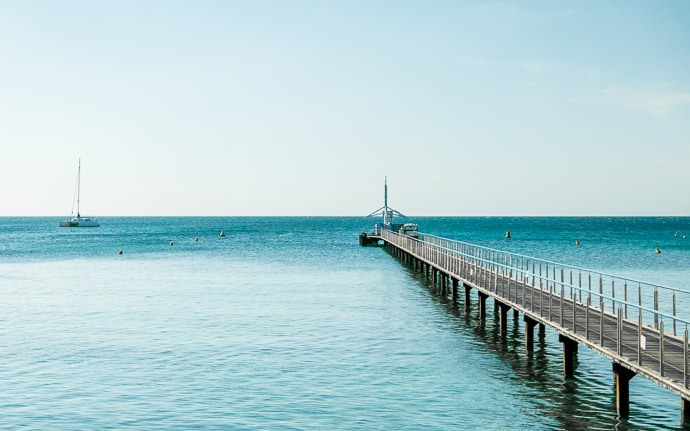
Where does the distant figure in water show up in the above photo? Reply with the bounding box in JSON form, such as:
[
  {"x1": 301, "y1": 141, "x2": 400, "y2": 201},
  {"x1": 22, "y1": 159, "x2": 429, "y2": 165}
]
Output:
[
  {"x1": 575, "y1": 240, "x2": 580, "y2": 245},
  {"x1": 505, "y1": 231, "x2": 511, "y2": 238},
  {"x1": 655, "y1": 248, "x2": 661, "y2": 254}
]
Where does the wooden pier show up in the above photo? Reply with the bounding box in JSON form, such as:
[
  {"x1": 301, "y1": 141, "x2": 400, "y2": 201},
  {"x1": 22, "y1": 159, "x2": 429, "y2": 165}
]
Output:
[{"x1": 377, "y1": 229, "x2": 690, "y2": 422}]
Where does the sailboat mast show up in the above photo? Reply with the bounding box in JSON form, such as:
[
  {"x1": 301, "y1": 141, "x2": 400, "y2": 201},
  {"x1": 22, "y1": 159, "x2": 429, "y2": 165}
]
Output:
[{"x1": 77, "y1": 158, "x2": 81, "y2": 218}]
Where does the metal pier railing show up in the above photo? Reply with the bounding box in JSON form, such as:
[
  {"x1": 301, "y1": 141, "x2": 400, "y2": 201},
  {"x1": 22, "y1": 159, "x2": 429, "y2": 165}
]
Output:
[{"x1": 380, "y1": 229, "x2": 690, "y2": 414}]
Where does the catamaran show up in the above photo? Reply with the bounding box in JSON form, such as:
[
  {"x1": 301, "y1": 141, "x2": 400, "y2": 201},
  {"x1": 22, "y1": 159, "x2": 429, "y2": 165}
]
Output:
[{"x1": 59, "y1": 158, "x2": 100, "y2": 227}]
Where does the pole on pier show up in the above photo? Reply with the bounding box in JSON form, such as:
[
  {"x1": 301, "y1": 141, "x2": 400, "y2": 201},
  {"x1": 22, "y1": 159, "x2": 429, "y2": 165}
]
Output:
[
  {"x1": 465, "y1": 285, "x2": 472, "y2": 309},
  {"x1": 524, "y1": 316, "x2": 537, "y2": 352},
  {"x1": 452, "y1": 278, "x2": 458, "y2": 302},
  {"x1": 433, "y1": 268, "x2": 438, "y2": 283},
  {"x1": 612, "y1": 363, "x2": 636, "y2": 417},
  {"x1": 559, "y1": 335, "x2": 578, "y2": 378},
  {"x1": 478, "y1": 291, "x2": 488, "y2": 318}
]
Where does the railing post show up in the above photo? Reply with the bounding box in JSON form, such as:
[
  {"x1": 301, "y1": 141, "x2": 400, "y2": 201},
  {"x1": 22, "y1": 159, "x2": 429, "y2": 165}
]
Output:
[
  {"x1": 599, "y1": 298, "x2": 604, "y2": 347},
  {"x1": 572, "y1": 292, "x2": 577, "y2": 333},
  {"x1": 683, "y1": 327, "x2": 688, "y2": 388},
  {"x1": 617, "y1": 307, "x2": 623, "y2": 356},
  {"x1": 493, "y1": 263, "x2": 498, "y2": 294},
  {"x1": 588, "y1": 273, "x2": 592, "y2": 303},
  {"x1": 559, "y1": 268, "x2": 565, "y2": 328},
  {"x1": 638, "y1": 283, "x2": 641, "y2": 311},
  {"x1": 624, "y1": 282, "x2": 628, "y2": 319},
  {"x1": 660, "y1": 320, "x2": 665, "y2": 376},
  {"x1": 530, "y1": 263, "x2": 535, "y2": 312},
  {"x1": 673, "y1": 294, "x2": 677, "y2": 336},
  {"x1": 548, "y1": 265, "x2": 553, "y2": 322},
  {"x1": 654, "y1": 290, "x2": 659, "y2": 330},
  {"x1": 539, "y1": 263, "x2": 543, "y2": 316},
  {"x1": 522, "y1": 266, "x2": 526, "y2": 307},
  {"x1": 638, "y1": 312, "x2": 642, "y2": 365},
  {"x1": 586, "y1": 297, "x2": 590, "y2": 340}
]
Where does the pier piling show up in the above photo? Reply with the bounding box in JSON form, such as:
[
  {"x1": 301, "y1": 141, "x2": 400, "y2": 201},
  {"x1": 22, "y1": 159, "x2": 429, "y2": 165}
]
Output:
[
  {"x1": 560, "y1": 335, "x2": 578, "y2": 378},
  {"x1": 612, "y1": 363, "x2": 636, "y2": 417},
  {"x1": 525, "y1": 316, "x2": 538, "y2": 352},
  {"x1": 498, "y1": 302, "x2": 510, "y2": 334},
  {"x1": 478, "y1": 291, "x2": 488, "y2": 318},
  {"x1": 682, "y1": 398, "x2": 690, "y2": 426}
]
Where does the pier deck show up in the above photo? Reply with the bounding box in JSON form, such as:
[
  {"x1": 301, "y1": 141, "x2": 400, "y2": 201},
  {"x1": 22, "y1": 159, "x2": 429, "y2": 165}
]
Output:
[{"x1": 379, "y1": 229, "x2": 690, "y2": 421}]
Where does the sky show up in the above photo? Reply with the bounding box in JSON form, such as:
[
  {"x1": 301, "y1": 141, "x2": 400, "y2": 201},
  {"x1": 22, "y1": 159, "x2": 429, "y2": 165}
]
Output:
[{"x1": 0, "y1": 1, "x2": 688, "y2": 216}]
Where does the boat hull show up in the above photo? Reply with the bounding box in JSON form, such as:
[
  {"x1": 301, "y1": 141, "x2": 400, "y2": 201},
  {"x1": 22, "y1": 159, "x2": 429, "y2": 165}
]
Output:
[{"x1": 59, "y1": 219, "x2": 100, "y2": 227}]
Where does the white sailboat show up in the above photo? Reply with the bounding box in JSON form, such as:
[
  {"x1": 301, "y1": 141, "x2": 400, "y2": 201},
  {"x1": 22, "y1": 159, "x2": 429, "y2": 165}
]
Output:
[{"x1": 60, "y1": 158, "x2": 100, "y2": 227}]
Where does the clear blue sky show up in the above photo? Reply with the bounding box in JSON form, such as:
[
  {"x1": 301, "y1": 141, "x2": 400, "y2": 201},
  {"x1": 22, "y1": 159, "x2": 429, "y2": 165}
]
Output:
[{"x1": 1, "y1": 1, "x2": 688, "y2": 216}]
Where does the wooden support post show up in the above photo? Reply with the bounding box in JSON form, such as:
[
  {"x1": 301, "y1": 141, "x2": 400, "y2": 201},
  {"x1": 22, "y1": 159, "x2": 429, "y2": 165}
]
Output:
[
  {"x1": 498, "y1": 302, "x2": 509, "y2": 334},
  {"x1": 452, "y1": 278, "x2": 458, "y2": 301},
  {"x1": 524, "y1": 316, "x2": 537, "y2": 352},
  {"x1": 478, "y1": 291, "x2": 488, "y2": 318},
  {"x1": 559, "y1": 334, "x2": 578, "y2": 378},
  {"x1": 433, "y1": 268, "x2": 437, "y2": 283},
  {"x1": 441, "y1": 273, "x2": 448, "y2": 297},
  {"x1": 612, "y1": 363, "x2": 636, "y2": 417},
  {"x1": 682, "y1": 398, "x2": 690, "y2": 426},
  {"x1": 465, "y1": 285, "x2": 471, "y2": 308},
  {"x1": 513, "y1": 308, "x2": 519, "y2": 320},
  {"x1": 539, "y1": 323, "x2": 545, "y2": 335}
]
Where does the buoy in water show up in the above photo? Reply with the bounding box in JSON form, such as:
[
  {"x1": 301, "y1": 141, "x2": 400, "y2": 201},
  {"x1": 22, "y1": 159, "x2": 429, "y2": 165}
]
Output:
[
  {"x1": 220, "y1": 230, "x2": 226, "y2": 237},
  {"x1": 575, "y1": 240, "x2": 580, "y2": 245},
  {"x1": 118, "y1": 250, "x2": 123, "y2": 255},
  {"x1": 655, "y1": 248, "x2": 661, "y2": 254},
  {"x1": 684, "y1": 235, "x2": 687, "y2": 239},
  {"x1": 170, "y1": 241, "x2": 174, "y2": 246},
  {"x1": 505, "y1": 231, "x2": 511, "y2": 238},
  {"x1": 194, "y1": 237, "x2": 199, "y2": 241}
]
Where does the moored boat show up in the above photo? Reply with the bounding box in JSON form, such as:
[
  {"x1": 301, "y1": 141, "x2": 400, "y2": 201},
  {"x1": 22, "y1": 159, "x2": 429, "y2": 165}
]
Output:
[{"x1": 60, "y1": 158, "x2": 100, "y2": 228}]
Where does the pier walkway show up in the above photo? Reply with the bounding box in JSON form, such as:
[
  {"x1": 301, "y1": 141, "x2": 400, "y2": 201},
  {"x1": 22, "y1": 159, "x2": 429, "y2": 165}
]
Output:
[{"x1": 379, "y1": 229, "x2": 690, "y2": 421}]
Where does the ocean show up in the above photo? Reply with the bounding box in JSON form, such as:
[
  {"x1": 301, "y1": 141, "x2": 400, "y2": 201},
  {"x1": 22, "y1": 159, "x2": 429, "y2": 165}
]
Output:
[{"x1": 1, "y1": 217, "x2": 689, "y2": 430}]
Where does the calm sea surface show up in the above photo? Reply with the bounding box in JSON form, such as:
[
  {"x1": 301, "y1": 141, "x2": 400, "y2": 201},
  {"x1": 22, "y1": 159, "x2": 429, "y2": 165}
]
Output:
[{"x1": 1, "y1": 217, "x2": 689, "y2": 430}]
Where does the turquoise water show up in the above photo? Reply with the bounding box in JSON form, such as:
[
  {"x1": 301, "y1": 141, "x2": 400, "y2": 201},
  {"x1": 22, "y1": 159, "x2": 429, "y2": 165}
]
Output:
[{"x1": 1, "y1": 217, "x2": 689, "y2": 430}]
